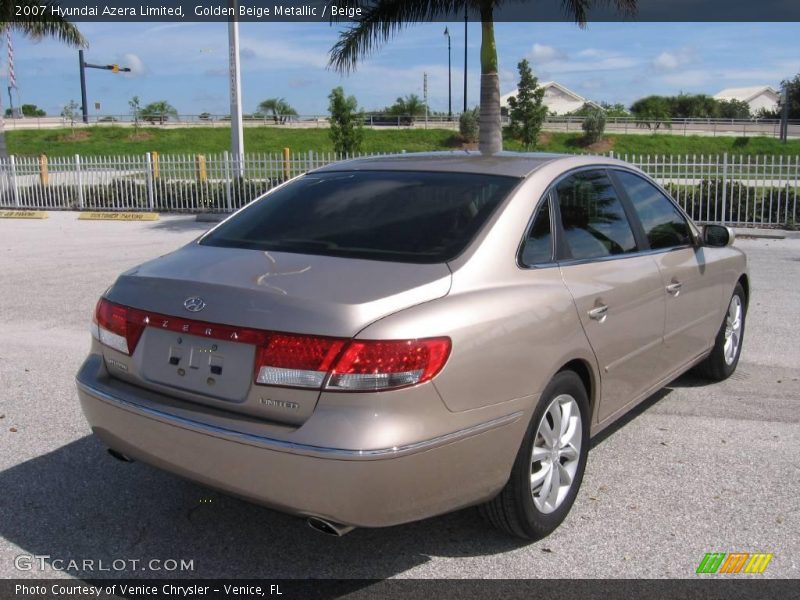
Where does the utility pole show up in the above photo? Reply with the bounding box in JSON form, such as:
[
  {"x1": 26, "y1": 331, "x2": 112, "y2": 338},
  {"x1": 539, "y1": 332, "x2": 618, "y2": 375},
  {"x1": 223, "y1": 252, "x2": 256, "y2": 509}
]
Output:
[
  {"x1": 78, "y1": 50, "x2": 131, "y2": 123},
  {"x1": 444, "y1": 27, "x2": 452, "y2": 119},
  {"x1": 463, "y1": 9, "x2": 468, "y2": 113},
  {"x1": 423, "y1": 72, "x2": 428, "y2": 129},
  {"x1": 228, "y1": 0, "x2": 245, "y2": 176},
  {"x1": 780, "y1": 86, "x2": 790, "y2": 143}
]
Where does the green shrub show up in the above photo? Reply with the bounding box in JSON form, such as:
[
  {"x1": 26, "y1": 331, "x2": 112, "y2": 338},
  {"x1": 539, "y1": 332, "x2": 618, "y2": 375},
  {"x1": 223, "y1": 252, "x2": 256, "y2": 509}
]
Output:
[
  {"x1": 582, "y1": 109, "x2": 607, "y2": 144},
  {"x1": 459, "y1": 107, "x2": 479, "y2": 143}
]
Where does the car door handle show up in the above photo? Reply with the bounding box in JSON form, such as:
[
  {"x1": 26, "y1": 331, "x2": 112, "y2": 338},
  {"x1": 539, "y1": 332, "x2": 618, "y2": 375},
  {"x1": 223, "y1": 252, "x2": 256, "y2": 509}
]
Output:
[
  {"x1": 588, "y1": 304, "x2": 608, "y2": 321},
  {"x1": 666, "y1": 282, "x2": 683, "y2": 295}
]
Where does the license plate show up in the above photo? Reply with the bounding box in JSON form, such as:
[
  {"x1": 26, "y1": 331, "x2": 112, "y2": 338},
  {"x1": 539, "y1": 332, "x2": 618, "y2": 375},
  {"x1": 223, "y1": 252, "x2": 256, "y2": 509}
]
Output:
[{"x1": 138, "y1": 328, "x2": 256, "y2": 402}]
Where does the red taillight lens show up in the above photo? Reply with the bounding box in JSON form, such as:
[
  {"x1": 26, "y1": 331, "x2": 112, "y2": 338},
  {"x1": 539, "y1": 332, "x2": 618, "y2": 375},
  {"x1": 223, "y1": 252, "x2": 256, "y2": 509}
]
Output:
[
  {"x1": 253, "y1": 335, "x2": 451, "y2": 391},
  {"x1": 326, "y1": 338, "x2": 451, "y2": 391},
  {"x1": 93, "y1": 298, "x2": 146, "y2": 355},
  {"x1": 254, "y1": 334, "x2": 346, "y2": 388},
  {"x1": 90, "y1": 298, "x2": 451, "y2": 391}
]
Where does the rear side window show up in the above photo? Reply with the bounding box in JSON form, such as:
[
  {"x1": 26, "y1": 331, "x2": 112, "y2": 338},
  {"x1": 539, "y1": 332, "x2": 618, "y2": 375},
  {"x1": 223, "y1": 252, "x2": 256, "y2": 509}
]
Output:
[
  {"x1": 520, "y1": 197, "x2": 553, "y2": 266},
  {"x1": 200, "y1": 171, "x2": 519, "y2": 264},
  {"x1": 615, "y1": 171, "x2": 692, "y2": 250},
  {"x1": 555, "y1": 170, "x2": 637, "y2": 261}
]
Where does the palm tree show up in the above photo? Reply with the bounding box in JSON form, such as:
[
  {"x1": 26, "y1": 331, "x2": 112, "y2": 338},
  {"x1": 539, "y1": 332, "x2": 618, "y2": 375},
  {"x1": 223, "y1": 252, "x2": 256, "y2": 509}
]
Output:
[
  {"x1": 256, "y1": 98, "x2": 299, "y2": 124},
  {"x1": 1, "y1": 1, "x2": 86, "y2": 157},
  {"x1": 329, "y1": 1, "x2": 636, "y2": 154}
]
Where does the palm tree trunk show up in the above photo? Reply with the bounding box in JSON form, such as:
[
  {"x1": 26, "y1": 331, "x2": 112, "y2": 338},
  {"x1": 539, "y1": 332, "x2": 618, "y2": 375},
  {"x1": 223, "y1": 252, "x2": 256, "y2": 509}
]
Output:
[{"x1": 478, "y1": 5, "x2": 502, "y2": 154}]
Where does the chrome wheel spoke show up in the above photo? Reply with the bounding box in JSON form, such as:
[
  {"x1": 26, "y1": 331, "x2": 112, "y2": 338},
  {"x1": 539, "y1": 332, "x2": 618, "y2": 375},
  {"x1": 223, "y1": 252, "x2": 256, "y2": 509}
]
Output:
[
  {"x1": 532, "y1": 445, "x2": 549, "y2": 462},
  {"x1": 531, "y1": 461, "x2": 550, "y2": 492},
  {"x1": 546, "y1": 461, "x2": 562, "y2": 508},
  {"x1": 560, "y1": 443, "x2": 578, "y2": 461}
]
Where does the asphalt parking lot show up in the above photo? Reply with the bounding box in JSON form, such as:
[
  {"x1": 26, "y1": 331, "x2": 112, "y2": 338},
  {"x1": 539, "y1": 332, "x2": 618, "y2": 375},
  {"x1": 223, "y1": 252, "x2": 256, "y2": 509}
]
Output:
[{"x1": 0, "y1": 212, "x2": 797, "y2": 580}]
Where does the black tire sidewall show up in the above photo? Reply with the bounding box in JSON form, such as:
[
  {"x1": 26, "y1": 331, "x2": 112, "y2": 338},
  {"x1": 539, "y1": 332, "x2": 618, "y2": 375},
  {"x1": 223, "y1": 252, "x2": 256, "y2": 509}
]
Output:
[{"x1": 512, "y1": 370, "x2": 590, "y2": 538}]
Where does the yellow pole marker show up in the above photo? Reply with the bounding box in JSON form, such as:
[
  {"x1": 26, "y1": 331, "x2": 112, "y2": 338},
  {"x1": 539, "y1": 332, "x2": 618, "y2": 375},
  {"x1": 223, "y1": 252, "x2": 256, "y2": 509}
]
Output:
[
  {"x1": 196, "y1": 154, "x2": 208, "y2": 182},
  {"x1": 39, "y1": 155, "x2": 49, "y2": 186},
  {"x1": 78, "y1": 212, "x2": 159, "y2": 221},
  {"x1": 151, "y1": 151, "x2": 160, "y2": 179},
  {"x1": 283, "y1": 147, "x2": 291, "y2": 180},
  {"x1": 0, "y1": 210, "x2": 48, "y2": 219}
]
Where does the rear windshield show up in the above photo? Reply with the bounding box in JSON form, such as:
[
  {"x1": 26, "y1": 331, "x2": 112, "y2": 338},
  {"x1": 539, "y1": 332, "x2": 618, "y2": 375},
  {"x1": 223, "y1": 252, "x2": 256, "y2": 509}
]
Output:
[{"x1": 199, "y1": 170, "x2": 519, "y2": 264}]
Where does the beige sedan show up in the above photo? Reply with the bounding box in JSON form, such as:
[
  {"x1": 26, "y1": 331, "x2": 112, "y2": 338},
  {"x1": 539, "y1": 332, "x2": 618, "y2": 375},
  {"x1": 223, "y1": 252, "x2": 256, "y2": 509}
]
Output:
[{"x1": 76, "y1": 153, "x2": 747, "y2": 539}]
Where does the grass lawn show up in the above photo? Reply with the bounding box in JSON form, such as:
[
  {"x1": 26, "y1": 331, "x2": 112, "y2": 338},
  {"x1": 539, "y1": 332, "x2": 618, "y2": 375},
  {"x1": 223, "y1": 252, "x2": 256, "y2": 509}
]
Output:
[{"x1": 7, "y1": 125, "x2": 800, "y2": 157}]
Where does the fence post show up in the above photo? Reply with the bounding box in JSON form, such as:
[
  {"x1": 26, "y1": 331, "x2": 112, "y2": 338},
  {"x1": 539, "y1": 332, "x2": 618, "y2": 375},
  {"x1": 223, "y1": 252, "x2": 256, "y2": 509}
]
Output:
[
  {"x1": 195, "y1": 154, "x2": 208, "y2": 182},
  {"x1": 145, "y1": 152, "x2": 155, "y2": 211},
  {"x1": 721, "y1": 152, "x2": 728, "y2": 225},
  {"x1": 9, "y1": 155, "x2": 20, "y2": 208},
  {"x1": 282, "y1": 147, "x2": 291, "y2": 180},
  {"x1": 223, "y1": 150, "x2": 233, "y2": 212},
  {"x1": 39, "y1": 154, "x2": 49, "y2": 186},
  {"x1": 75, "y1": 154, "x2": 85, "y2": 209}
]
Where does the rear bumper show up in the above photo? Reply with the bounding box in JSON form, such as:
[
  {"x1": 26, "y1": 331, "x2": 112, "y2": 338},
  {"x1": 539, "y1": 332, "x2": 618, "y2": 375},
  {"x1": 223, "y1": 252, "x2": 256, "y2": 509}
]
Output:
[{"x1": 76, "y1": 357, "x2": 528, "y2": 527}]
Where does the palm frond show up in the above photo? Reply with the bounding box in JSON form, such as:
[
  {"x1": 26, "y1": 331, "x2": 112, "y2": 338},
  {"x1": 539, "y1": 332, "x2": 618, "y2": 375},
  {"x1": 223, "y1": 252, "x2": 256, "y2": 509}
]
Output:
[
  {"x1": 1, "y1": 0, "x2": 87, "y2": 48},
  {"x1": 559, "y1": 0, "x2": 637, "y2": 26},
  {"x1": 329, "y1": 0, "x2": 466, "y2": 73}
]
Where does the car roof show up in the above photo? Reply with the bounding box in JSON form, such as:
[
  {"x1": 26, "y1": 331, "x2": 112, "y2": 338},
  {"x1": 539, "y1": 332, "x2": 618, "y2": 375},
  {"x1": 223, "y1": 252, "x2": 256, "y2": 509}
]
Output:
[{"x1": 311, "y1": 151, "x2": 601, "y2": 179}]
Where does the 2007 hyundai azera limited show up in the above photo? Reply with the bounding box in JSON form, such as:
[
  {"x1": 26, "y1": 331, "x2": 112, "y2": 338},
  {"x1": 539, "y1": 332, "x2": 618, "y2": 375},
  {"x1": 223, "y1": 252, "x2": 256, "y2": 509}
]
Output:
[{"x1": 76, "y1": 152, "x2": 748, "y2": 539}]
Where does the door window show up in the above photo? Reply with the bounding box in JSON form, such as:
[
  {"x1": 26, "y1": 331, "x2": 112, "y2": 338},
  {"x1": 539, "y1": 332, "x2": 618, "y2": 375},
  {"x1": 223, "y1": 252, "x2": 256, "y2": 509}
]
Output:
[
  {"x1": 520, "y1": 197, "x2": 553, "y2": 266},
  {"x1": 555, "y1": 171, "x2": 637, "y2": 260},
  {"x1": 615, "y1": 171, "x2": 692, "y2": 250}
]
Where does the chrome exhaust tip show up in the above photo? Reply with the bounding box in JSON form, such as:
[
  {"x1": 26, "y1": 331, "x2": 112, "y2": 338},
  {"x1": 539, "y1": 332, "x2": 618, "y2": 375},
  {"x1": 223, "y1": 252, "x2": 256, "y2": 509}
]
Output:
[
  {"x1": 107, "y1": 448, "x2": 135, "y2": 463},
  {"x1": 306, "y1": 516, "x2": 355, "y2": 537}
]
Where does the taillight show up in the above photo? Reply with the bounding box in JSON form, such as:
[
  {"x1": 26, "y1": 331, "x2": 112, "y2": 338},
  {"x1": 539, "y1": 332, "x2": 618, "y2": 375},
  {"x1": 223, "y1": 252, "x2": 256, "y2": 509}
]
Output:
[
  {"x1": 92, "y1": 298, "x2": 146, "y2": 355},
  {"x1": 326, "y1": 338, "x2": 451, "y2": 391},
  {"x1": 91, "y1": 298, "x2": 451, "y2": 391},
  {"x1": 253, "y1": 336, "x2": 451, "y2": 391},
  {"x1": 254, "y1": 334, "x2": 346, "y2": 388}
]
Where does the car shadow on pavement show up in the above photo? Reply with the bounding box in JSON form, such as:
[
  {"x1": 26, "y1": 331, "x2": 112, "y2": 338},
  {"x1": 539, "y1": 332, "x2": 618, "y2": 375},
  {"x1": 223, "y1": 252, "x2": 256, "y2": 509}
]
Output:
[
  {"x1": 0, "y1": 435, "x2": 528, "y2": 580},
  {"x1": 590, "y1": 388, "x2": 671, "y2": 448},
  {"x1": 146, "y1": 217, "x2": 214, "y2": 233}
]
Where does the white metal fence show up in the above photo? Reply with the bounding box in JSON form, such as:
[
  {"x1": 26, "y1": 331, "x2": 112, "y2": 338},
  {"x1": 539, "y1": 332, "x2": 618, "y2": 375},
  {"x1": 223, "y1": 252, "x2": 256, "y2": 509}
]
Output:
[{"x1": 1, "y1": 151, "x2": 798, "y2": 227}]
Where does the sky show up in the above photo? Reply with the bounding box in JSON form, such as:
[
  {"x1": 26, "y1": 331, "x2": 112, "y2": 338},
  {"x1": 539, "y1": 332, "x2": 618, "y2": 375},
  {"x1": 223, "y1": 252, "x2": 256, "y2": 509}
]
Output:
[{"x1": 4, "y1": 21, "x2": 799, "y2": 118}]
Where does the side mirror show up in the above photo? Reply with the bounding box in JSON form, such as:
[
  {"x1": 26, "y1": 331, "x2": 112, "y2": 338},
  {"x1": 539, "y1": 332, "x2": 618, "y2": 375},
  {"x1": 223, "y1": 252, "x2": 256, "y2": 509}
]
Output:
[{"x1": 702, "y1": 224, "x2": 735, "y2": 247}]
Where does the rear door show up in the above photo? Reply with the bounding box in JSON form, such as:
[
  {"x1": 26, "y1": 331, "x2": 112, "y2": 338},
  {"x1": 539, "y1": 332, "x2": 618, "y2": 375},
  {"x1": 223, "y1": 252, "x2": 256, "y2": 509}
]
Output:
[
  {"x1": 612, "y1": 170, "x2": 724, "y2": 374},
  {"x1": 554, "y1": 169, "x2": 666, "y2": 422}
]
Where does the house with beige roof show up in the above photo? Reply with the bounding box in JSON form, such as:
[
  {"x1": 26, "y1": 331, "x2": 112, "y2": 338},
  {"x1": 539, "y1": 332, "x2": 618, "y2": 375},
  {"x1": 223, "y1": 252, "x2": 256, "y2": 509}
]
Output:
[
  {"x1": 713, "y1": 86, "x2": 780, "y2": 114},
  {"x1": 501, "y1": 81, "x2": 599, "y2": 115}
]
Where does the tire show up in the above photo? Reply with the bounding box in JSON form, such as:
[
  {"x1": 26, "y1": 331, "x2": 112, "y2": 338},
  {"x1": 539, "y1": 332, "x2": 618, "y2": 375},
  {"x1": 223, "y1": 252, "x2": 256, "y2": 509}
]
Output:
[
  {"x1": 479, "y1": 370, "x2": 590, "y2": 540},
  {"x1": 696, "y1": 282, "x2": 746, "y2": 381}
]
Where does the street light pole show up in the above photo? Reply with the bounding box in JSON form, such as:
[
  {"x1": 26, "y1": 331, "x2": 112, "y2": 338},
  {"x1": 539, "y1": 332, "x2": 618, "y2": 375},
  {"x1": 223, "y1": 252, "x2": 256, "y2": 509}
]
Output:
[
  {"x1": 463, "y1": 8, "x2": 468, "y2": 113},
  {"x1": 444, "y1": 27, "x2": 452, "y2": 119},
  {"x1": 79, "y1": 50, "x2": 89, "y2": 123},
  {"x1": 228, "y1": 0, "x2": 245, "y2": 177},
  {"x1": 78, "y1": 50, "x2": 131, "y2": 124}
]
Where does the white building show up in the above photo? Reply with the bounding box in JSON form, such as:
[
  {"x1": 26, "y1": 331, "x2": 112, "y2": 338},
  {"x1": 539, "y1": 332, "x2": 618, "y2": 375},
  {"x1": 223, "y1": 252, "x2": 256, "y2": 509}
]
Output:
[
  {"x1": 713, "y1": 86, "x2": 780, "y2": 114},
  {"x1": 500, "y1": 81, "x2": 599, "y2": 115}
]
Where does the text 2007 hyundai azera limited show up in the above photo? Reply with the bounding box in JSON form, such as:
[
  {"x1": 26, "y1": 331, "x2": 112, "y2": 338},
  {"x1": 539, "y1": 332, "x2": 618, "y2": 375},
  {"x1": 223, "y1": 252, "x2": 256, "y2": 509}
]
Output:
[{"x1": 76, "y1": 152, "x2": 748, "y2": 539}]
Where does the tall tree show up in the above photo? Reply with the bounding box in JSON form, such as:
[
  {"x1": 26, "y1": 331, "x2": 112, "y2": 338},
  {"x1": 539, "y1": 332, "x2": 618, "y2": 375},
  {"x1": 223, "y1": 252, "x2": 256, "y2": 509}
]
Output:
[
  {"x1": 328, "y1": 87, "x2": 364, "y2": 154},
  {"x1": 256, "y1": 98, "x2": 298, "y2": 124},
  {"x1": 0, "y1": 1, "x2": 86, "y2": 157},
  {"x1": 506, "y1": 59, "x2": 546, "y2": 150},
  {"x1": 329, "y1": 1, "x2": 636, "y2": 154}
]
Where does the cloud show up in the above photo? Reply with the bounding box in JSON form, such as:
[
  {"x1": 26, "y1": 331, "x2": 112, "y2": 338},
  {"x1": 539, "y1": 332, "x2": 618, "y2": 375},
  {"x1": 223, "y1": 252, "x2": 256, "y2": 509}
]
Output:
[
  {"x1": 529, "y1": 43, "x2": 565, "y2": 64},
  {"x1": 652, "y1": 47, "x2": 696, "y2": 72},
  {"x1": 121, "y1": 53, "x2": 146, "y2": 77},
  {"x1": 653, "y1": 52, "x2": 679, "y2": 71}
]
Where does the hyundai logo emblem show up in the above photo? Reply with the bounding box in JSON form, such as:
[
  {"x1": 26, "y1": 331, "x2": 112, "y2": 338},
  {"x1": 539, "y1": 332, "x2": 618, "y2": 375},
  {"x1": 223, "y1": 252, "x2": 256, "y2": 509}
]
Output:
[{"x1": 183, "y1": 297, "x2": 206, "y2": 312}]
